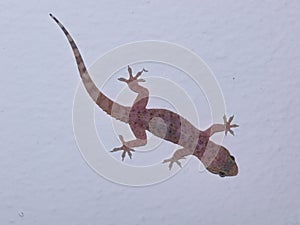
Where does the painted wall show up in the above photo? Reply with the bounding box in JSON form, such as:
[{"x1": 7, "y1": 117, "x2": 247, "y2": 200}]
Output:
[{"x1": 1, "y1": 1, "x2": 299, "y2": 224}]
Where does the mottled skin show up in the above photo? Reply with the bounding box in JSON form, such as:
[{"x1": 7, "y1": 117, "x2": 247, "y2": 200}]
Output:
[{"x1": 50, "y1": 14, "x2": 239, "y2": 177}]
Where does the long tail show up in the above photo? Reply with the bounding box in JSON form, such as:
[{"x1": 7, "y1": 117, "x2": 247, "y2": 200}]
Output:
[{"x1": 50, "y1": 13, "x2": 130, "y2": 123}]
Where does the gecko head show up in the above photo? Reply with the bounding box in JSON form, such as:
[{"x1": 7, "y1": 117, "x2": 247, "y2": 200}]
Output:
[{"x1": 203, "y1": 141, "x2": 238, "y2": 177}]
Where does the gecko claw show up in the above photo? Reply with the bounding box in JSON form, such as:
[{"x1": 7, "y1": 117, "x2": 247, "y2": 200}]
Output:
[
  {"x1": 118, "y1": 66, "x2": 148, "y2": 84},
  {"x1": 223, "y1": 115, "x2": 239, "y2": 136},
  {"x1": 111, "y1": 145, "x2": 135, "y2": 161},
  {"x1": 163, "y1": 156, "x2": 186, "y2": 170},
  {"x1": 135, "y1": 68, "x2": 148, "y2": 79},
  {"x1": 118, "y1": 77, "x2": 127, "y2": 82},
  {"x1": 128, "y1": 65, "x2": 133, "y2": 77},
  {"x1": 111, "y1": 135, "x2": 135, "y2": 161}
]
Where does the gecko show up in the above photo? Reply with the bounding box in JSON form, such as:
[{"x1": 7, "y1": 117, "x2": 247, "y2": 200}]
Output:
[{"x1": 50, "y1": 14, "x2": 239, "y2": 178}]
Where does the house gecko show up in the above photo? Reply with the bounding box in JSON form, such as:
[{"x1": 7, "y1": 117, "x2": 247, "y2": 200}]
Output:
[{"x1": 50, "y1": 14, "x2": 239, "y2": 177}]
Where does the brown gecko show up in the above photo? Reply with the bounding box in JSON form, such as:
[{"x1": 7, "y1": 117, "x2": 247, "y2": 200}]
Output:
[{"x1": 50, "y1": 14, "x2": 239, "y2": 177}]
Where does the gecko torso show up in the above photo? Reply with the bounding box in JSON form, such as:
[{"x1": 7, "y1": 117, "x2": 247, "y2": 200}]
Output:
[{"x1": 50, "y1": 14, "x2": 239, "y2": 177}]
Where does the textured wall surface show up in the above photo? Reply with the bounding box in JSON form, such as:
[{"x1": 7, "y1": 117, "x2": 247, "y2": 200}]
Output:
[{"x1": 1, "y1": 0, "x2": 300, "y2": 224}]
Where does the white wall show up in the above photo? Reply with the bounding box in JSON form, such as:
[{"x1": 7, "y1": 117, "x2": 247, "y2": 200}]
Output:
[{"x1": 1, "y1": 0, "x2": 299, "y2": 224}]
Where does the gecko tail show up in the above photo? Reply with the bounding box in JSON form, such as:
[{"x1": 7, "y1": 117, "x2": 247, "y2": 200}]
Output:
[
  {"x1": 49, "y1": 13, "x2": 100, "y2": 102},
  {"x1": 50, "y1": 13, "x2": 130, "y2": 123}
]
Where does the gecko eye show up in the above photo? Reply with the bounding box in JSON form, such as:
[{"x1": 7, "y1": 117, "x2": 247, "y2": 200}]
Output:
[
  {"x1": 219, "y1": 172, "x2": 226, "y2": 177},
  {"x1": 230, "y1": 155, "x2": 235, "y2": 161}
]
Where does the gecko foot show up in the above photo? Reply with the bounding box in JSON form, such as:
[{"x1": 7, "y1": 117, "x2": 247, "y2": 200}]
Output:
[
  {"x1": 118, "y1": 66, "x2": 148, "y2": 83},
  {"x1": 223, "y1": 115, "x2": 239, "y2": 136},
  {"x1": 163, "y1": 156, "x2": 186, "y2": 170},
  {"x1": 110, "y1": 135, "x2": 135, "y2": 161}
]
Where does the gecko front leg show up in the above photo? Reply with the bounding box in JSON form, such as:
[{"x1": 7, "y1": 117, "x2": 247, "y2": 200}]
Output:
[
  {"x1": 204, "y1": 115, "x2": 239, "y2": 137},
  {"x1": 111, "y1": 66, "x2": 149, "y2": 161},
  {"x1": 163, "y1": 148, "x2": 194, "y2": 170}
]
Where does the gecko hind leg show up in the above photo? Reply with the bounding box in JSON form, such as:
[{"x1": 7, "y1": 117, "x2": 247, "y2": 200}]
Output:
[
  {"x1": 111, "y1": 66, "x2": 149, "y2": 161},
  {"x1": 118, "y1": 66, "x2": 148, "y2": 86},
  {"x1": 111, "y1": 135, "x2": 136, "y2": 161},
  {"x1": 118, "y1": 65, "x2": 150, "y2": 108},
  {"x1": 111, "y1": 135, "x2": 147, "y2": 161}
]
